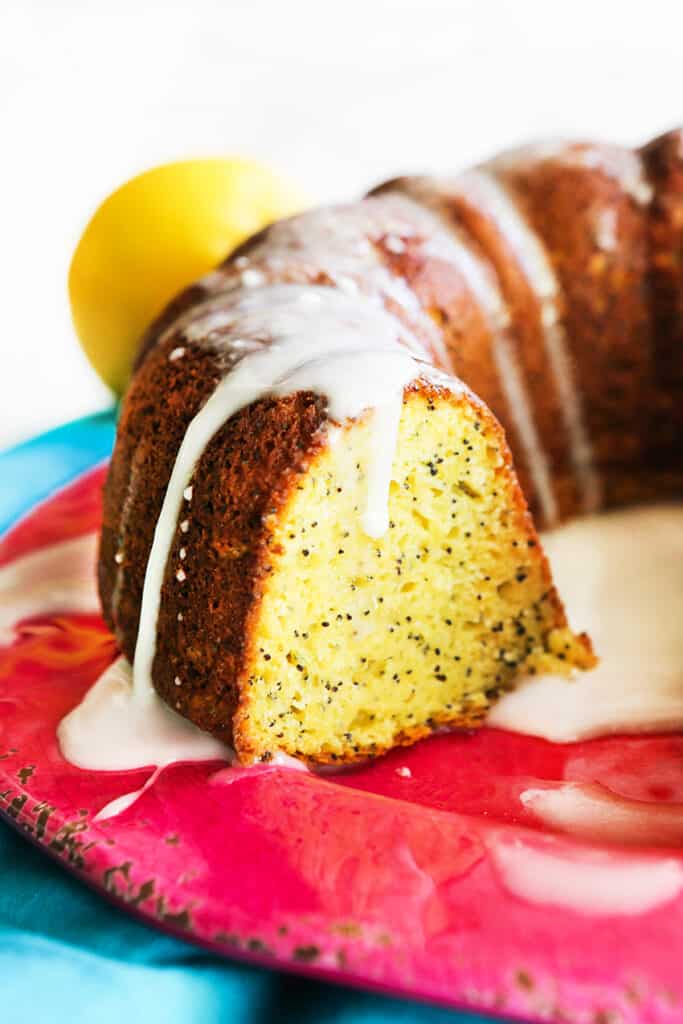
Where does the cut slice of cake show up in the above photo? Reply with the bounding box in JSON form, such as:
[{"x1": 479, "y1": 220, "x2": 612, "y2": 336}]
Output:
[
  {"x1": 101, "y1": 313, "x2": 593, "y2": 764},
  {"x1": 230, "y1": 383, "x2": 593, "y2": 763}
]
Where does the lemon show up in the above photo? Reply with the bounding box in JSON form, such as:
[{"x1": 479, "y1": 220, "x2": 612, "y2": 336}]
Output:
[{"x1": 69, "y1": 159, "x2": 307, "y2": 394}]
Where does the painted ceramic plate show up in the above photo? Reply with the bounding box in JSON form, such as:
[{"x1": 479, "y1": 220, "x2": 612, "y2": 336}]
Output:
[{"x1": 1, "y1": 412, "x2": 682, "y2": 1023}]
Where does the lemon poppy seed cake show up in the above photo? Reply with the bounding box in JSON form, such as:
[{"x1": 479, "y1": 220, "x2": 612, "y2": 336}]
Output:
[
  {"x1": 101, "y1": 336, "x2": 589, "y2": 763},
  {"x1": 100, "y1": 129, "x2": 683, "y2": 764}
]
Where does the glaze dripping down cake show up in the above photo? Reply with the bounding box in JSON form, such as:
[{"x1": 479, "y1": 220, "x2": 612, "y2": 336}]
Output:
[{"x1": 100, "y1": 129, "x2": 683, "y2": 764}]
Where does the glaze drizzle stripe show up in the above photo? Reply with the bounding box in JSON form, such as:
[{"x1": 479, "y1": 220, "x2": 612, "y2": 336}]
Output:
[
  {"x1": 452, "y1": 169, "x2": 602, "y2": 515},
  {"x1": 489, "y1": 332, "x2": 559, "y2": 526},
  {"x1": 491, "y1": 142, "x2": 655, "y2": 206},
  {"x1": 132, "y1": 283, "x2": 445, "y2": 700},
  {"x1": 208, "y1": 196, "x2": 457, "y2": 371},
  {"x1": 422, "y1": 225, "x2": 559, "y2": 526}
]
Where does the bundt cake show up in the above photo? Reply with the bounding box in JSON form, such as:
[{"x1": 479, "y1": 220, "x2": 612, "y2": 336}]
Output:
[{"x1": 99, "y1": 128, "x2": 683, "y2": 765}]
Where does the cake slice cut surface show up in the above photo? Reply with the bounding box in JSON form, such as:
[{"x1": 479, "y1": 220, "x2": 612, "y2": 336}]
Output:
[{"x1": 233, "y1": 384, "x2": 591, "y2": 763}]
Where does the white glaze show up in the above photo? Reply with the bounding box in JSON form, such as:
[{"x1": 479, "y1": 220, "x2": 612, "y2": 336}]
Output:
[
  {"x1": 489, "y1": 504, "x2": 683, "y2": 740},
  {"x1": 487, "y1": 327, "x2": 558, "y2": 526},
  {"x1": 0, "y1": 534, "x2": 100, "y2": 645},
  {"x1": 424, "y1": 221, "x2": 558, "y2": 526},
  {"x1": 592, "y1": 207, "x2": 619, "y2": 252},
  {"x1": 198, "y1": 196, "x2": 449, "y2": 365},
  {"x1": 58, "y1": 656, "x2": 229, "y2": 771},
  {"x1": 491, "y1": 141, "x2": 654, "y2": 205},
  {"x1": 490, "y1": 834, "x2": 683, "y2": 915},
  {"x1": 95, "y1": 766, "x2": 164, "y2": 821},
  {"x1": 520, "y1": 782, "x2": 683, "y2": 848},
  {"x1": 557, "y1": 146, "x2": 654, "y2": 205},
  {"x1": 448, "y1": 168, "x2": 601, "y2": 515},
  {"x1": 0, "y1": 536, "x2": 230, "y2": 800},
  {"x1": 133, "y1": 283, "x2": 446, "y2": 702}
]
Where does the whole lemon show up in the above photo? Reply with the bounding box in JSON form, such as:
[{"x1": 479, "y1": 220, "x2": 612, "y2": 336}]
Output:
[{"x1": 69, "y1": 159, "x2": 306, "y2": 394}]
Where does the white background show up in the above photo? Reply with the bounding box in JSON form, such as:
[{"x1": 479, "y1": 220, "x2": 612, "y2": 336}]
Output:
[{"x1": 2, "y1": 0, "x2": 683, "y2": 449}]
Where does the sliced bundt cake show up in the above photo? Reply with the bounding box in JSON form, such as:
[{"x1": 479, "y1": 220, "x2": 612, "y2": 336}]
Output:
[
  {"x1": 99, "y1": 128, "x2": 683, "y2": 763},
  {"x1": 99, "y1": 189, "x2": 598, "y2": 764}
]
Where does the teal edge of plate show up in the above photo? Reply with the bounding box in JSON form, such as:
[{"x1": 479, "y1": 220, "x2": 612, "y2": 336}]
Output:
[{"x1": 0, "y1": 409, "x2": 117, "y2": 537}]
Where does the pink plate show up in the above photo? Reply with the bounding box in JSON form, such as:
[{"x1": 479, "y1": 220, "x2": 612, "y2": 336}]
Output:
[{"x1": 1, "y1": 465, "x2": 682, "y2": 1022}]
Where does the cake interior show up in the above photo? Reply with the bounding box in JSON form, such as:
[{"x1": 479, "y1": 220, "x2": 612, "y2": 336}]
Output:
[{"x1": 236, "y1": 388, "x2": 590, "y2": 762}]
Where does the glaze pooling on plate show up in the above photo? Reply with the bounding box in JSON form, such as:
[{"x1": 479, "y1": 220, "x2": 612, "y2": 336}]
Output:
[
  {"x1": 520, "y1": 782, "x2": 683, "y2": 848},
  {"x1": 489, "y1": 834, "x2": 683, "y2": 915},
  {"x1": 57, "y1": 655, "x2": 229, "y2": 773},
  {"x1": 489, "y1": 503, "x2": 683, "y2": 740},
  {"x1": 0, "y1": 533, "x2": 99, "y2": 644}
]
